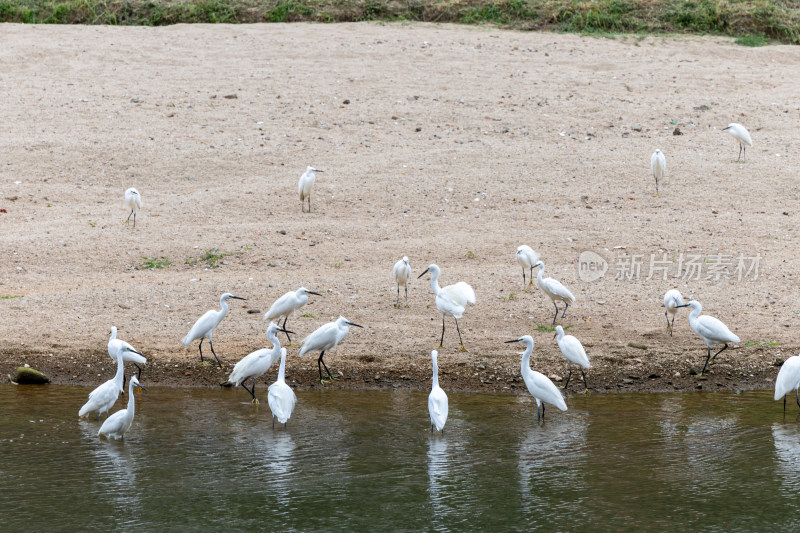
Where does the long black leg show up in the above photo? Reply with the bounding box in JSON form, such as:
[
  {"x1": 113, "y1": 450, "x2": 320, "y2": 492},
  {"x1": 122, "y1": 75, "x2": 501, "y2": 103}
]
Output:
[
  {"x1": 551, "y1": 301, "x2": 560, "y2": 326},
  {"x1": 709, "y1": 343, "x2": 729, "y2": 366},
  {"x1": 529, "y1": 266, "x2": 534, "y2": 285},
  {"x1": 454, "y1": 317, "x2": 466, "y2": 349},
  {"x1": 561, "y1": 301, "x2": 570, "y2": 320},
  {"x1": 439, "y1": 315, "x2": 446, "y2": 347},
  {"x1": 318, "y1": 350, "x2": 333, "y2": 381},
  {"x1": 671, "y1": 314, "x2": 676, "y2": 336},
  {"x1": 208, "y1": 338, "x2": 223, "y2": 367},
  {"x1": 700, "y1": 346, "x2": 713, "y2": 374},
  {"x1": 795, "y1": 388, "x2": 799, "y2": 410},
  {"x1": 308, "y1": 197, "x2": 311, "y2": 213},
  {"x1": 122, "y1": 372, "x2": 127, "y2": 394},
  {"x1": 743, "y1": 145, "x2": 746, "y2": 162},
  {"x1": 404, "y1": 284, "x2": 408, "y2": 305},
  {"x1": 542, "y1": 403, "x2": 546, "y2": 420},
  {"x1": 665, "y1": 310, "x2": 671, "y2": 333},
  {"x1": 135, "y1": 363, "x2": 143, "y2": 379},
  {"x1": 198, "y1": 337, "x2": 205, "y2": 362},
  {"x1": 785, "y1": 395, "x2": 787, "y2": 413},
  {"x1": 581, "y1": 368, "x2": 589, "y2": 392},
  {"x1": 396, "y1": 285, "x2": 400, "y2": 307},
  {"x1": 522, "y1": 267, "x2": 526, "y2": 287},
  {"x1": 655, "y1": 176, "x2": 659, "y2": 194},
  {"x1": 133, "y1": 212, "x2": 136, "y2": 228},
  {"x1": 564, "y1": 364, "x2": 572, "y2": 389},
  {"x1": 536, "y1": 403, "x2": 541, "y2": 421},
  {"x1": 126, "y1": 209, "x2": 134, "y2": 223},
  {"x1": 281, "y1": 315, "x2": 292, "y2": 343},
  {"x1": 737, "y1": 144, "x2": 743, "y2": 162},
  {"x1": 272, "y1": 415, "x2": 276, "y2": 429},
  {"x1": 241, "y1": 378, "x2": 257, "y2": 401}
]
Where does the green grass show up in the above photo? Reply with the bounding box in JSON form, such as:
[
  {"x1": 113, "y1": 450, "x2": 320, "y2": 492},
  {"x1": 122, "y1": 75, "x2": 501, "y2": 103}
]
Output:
[
  {"x1": 535, "y1": 323, "x2": 574, "y2": 332},
  {"x1": 0, "y1": 0, "x2": 796, "y2": 44},
  {"x1": 138, "y1": 256, "x2": 172, "y2": 270},
  {"x1": 185, "y1": 246, "x2": 249, "y2": 268},
  {"x1": 1, "y1": 295, "x2": 23, "y2": 299},
  {"x1": 302, "y1": 312, "x2": 315, "y2": 318}
]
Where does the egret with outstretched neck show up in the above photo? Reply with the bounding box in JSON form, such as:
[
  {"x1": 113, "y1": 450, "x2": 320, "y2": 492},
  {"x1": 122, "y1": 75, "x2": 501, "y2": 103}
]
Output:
[
  {"x1": 554, "y1": 326, "x2": 590, "y2": 393},
  {"x1": 182, "y1": 292, "x2": 246, "y2": 367},
  {"x1": 299, "y1": 316, "x2": 363, "y2": 383},
  {"x1": 108, "y1": 326, "x2": 146, "y2": 390},
  {"x1": 678, "y1": 300, "x2": 740, "y2": 375},
  {"x1": 516, "y1": 245, "x2": 540, "y2": 290},
  {"x1": 393, "y1": 256, "x2": 412, "y2": 307},
  {"x1": 532, "y1": 261, "x2": 575, "y2": 325},
  {"x1": 227, "y1": 322, "x2": 292, "y2": 404},
  {"x1": 663, "y1": 289, "x2": 685, "y2": 336},
  {"x1": 263, "y1": 287, "x2": 321, "y2": 343},
  {"x1": 722, "y1": 123, "x2": 752, "y2": 162},
  {"x1": 506, "y1": 336, "x2": 567, "y2": 421},
  {"x1": 418, "y1": 264, "x2": 476, "y2": 351},
  {"x1": 428, "y1": 350, "x2": 448, "y2": 433},
  {"x1": 775, "y1": 354, "x2": 800, "y2": 412},
  {"x1": 98, "y1": 376, "x2": 146, "y2": 440},
  {"x1": 268, "y1": 344, "x2": 297, "y2": 429}
]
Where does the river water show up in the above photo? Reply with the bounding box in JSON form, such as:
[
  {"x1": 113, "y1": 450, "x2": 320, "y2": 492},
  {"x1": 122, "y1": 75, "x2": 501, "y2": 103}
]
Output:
[{"x1": 2, "y1": 385, "x2": 799, "y2": 531}]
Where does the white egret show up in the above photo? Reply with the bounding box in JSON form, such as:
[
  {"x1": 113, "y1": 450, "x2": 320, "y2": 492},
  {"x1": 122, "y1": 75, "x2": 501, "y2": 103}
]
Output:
[
  {"x1": 428, "y1": 350, "x2": 448, "y2": 433},
  {"x1": 515, "y1": 245, "x2": 540, "y2": 290},
  {"x1": 264, "y1": 287, "x2": 321, "y2": 343},
  {"x1": 722, "y1": 123, "x2": 752, "y2": 162},
  {"x1": 532, "y1": 261, "x2": 575, "y2": 325},
  {"x1": 98, "y1": 376, "x2": 146, "y2": 440},
  {"x1": 663, "y1": 289, "x2": 685, "y2": 336},
  {"x1": 554, "y1": 326, "x2": 590, "y2": 393},
  {"x1": 268, "y1": 343, "x2": 297, "y2": 429},
  {"x1": 417, "y1": 264, "x2": 476, "y2": 351},
  {"x1": 181, "y1": 292, "x2": 247, "y2": 367},
  {"x1": 506, "y1": 336, "x2": 567, "y2": 421},
  {"x1": 123, "y1": 187, "x2": 142, "y2": 228},
  {"x1": 775, "y1": 354, "x2": 800, "y2": 412},
  {"x1": 677, "y1": 300, "x2": 740, "y2": 375},
  {"x1": 108, "y1": 326, "x2": 147, "y2": 390},
  {"x1": 393, "y1": 256, "x2": 412, "y2": 307},
  {"x1": 226, "y1": 322, "x2": 291, "y2": 404},
  {"x1": 79, "y1": 350, "x2": 129, "y2": 419},
  {"x1": 650, "y1": 149, "x2": 666, "y2": 194},
  {"x1": 299, "y1": 316, "x2": 363, "y2": 382},
  {"x1": 298, "y1": 166, "x2": 323, "y2": 213}
]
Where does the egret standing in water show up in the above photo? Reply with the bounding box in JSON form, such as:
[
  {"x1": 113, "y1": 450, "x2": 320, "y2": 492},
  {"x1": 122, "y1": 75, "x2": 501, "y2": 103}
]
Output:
[
  {"x1": 181, "y1": 292, "x2": 246, "y2": 367},
  {"x1": 663, "y1": 289, "x2": 685, "y2": 337},
  {"x1": 650, "y1": 149, "x2": 666, "y2": 194},
  {"x1": 775, "y1": 354, "x2": 800, "y2": 412},
  {"x1": 554, "y1": 326, "x2": 590, "y2": 393},
  {"x1": 505, "y1": 336, "x2": 567, "y2": 421},
  {"x1": 393, "y1": 256, "x2": 412, "y2": 307},
  {"x1": 108, "y1": 326, "x2": 146, "y2": 390},
  {"x1": 418, "y1": 264, "x2": 476, "y2": 351},
  {"x1": 299, "y1": 316, "x2": 363, "y2": 383},
  {"x1": 263, "y1": 287, "x2": 321, "y2": 343},
  {"x1": 79, "y1": 350, "x2": 131, "y2": 419},
  {"x1": 268, "y1": 343, "x2": 297, "y2": 429},
  {"x1": 678, "y1": 300, "x2": 740, "y2": 375},
  {"x1": 98, "y1": 376, "x2": 146, "y2": 440},
  {"x1": 226, "y1": 322, "x2": 291, "y2": 404},
  {"x1": 428, "y1": 350, "x2": 448, "y2": 433},
  {"x1": 532, "y1": 261, "x2": 575, "y2": 325},
  {"x1": 722, "y1": 123, "x2": 753, "y2": 162},
  {"x1": 298, "y1": 166, "x2": 323, "y2": 213},
  {"x1": 123, "y1": 188, "x2": 142, "y2": 228},
  {"x1": 515, "y1": 245, "x2": 540, "y2": 290}
]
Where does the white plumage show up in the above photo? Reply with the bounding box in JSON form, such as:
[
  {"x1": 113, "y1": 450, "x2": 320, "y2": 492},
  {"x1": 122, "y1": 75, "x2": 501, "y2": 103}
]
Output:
[
  {"x1": 663, "y1": 289, "x2": 685, "y2": 337},
  {"x1": 79, "y1": 351, "x2": 125, "y2": 419},
  {"x1": 98, "y1": 375, "x2": 145, "y2": 440},
  {"x1": 298, "y1": 166, "x2": 323, "y2": 212},
  {"x1": 680, "y1": 300, "x2": 740, "y2": 375},
  {"x1": 506, "y1": 335, "x2": 567, "y2": 421},
  {"x1": 428, "y1": 350, "x2": 448, "y2": 433},
  {"x1": 227, "y1": 322, "x2": 286, "y2": 403},
  {"x1": 123, "y1": 188, "x2": 142, "y2": 228},
  {"x1": 108, "y1": 326, "x2": 146, "y2": 387},
  {"x1": 555, "y1": 325, "x2": 590, "y2": 392},
  {"x1": 650, "y1": 149, "x2": 666, "y2": 194},
  {"x1": 515, "y1": 245, "x2": 540, "y2": 289},
  {"x1": 418, "y1": 264, "x2": 476, "y2": 351},
  {"x1": 268, "y1": 344, "x2": 297, "y2": 428},
  {"x1": 393, "y1": 256, "x2": 412, "y2": 307},
  {"x1": 533, "y1": 261, "x2": 575, "y2": 325},
  {"x1": 264, "y1": 287, "x2": 321, "y2": 342},
  {"x1": 775, "y1": 354, "x2": 800, "y2": 411},
  {"x1": 299, "y1": 316, "x2": 362, "y2": 382},
  {"x1": 181, "y1": 292, "x2": 246, "y2": 367},
  {"x1": 722, "y1": 123, "x2": 753, "y2": 162}
]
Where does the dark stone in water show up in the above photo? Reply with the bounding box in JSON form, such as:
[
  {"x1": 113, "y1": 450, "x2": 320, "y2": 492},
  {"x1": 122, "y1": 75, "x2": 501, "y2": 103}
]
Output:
[{"x1": 14, "y1": 367, "x2": 50, "y2": 384}]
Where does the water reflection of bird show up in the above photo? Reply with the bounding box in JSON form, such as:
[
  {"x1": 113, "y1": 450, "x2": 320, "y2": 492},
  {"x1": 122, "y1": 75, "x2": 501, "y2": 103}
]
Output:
[
  {"x1": 428, "y1": 350, "x2": 448, "y2": 433},
  {"x1": 506, "y1": 336, "x2": 567, "y2": 421},
  {"x1": 772, "y1": 423, "x2": 800, "y2": 492}
]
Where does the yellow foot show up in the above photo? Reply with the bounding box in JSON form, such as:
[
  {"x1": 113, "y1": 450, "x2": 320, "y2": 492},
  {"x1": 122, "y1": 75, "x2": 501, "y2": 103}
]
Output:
[
  {"x1": 578, "y1": 389, "x2": 590, "y2": 395},
  {"x1": 251, "y1": 398, "x2": 260, "y2": 405},
  {"x1": 437, "y1": 345, "x2": 445, "y2": 349},
  {"x1": 458, "y1": 345, "x2": 469, "y2": 353},
  {"x1": 319, "y1": 379, "x2": 330, "y2": 384},
  {"x1": 200, "y1": 361, "x2": 215, "y2": 367}
]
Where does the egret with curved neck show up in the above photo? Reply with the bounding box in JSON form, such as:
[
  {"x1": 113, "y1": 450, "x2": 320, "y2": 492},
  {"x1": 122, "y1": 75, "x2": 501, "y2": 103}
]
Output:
[
  {"x1": 505, "y1": 336, "x2": 567, "y2": 421},
  {"x1": 227, "y1": 322, "x2": 293, "y2": 403},
  {"x1": 418, "y1": 264, "x2": 476, "y2": 351},
  {"x1": 182, "y1": 292, "x2": 247, "y2": 367},
  {"x1": 677, "y1": 300, "x2": 740, "y2": 375},
  {"x1": 532, "y1": 261, "x2": 575, "y2": 326}
]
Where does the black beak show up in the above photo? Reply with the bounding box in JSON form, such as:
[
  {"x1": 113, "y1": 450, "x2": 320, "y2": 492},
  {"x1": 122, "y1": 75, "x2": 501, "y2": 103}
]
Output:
[
  {"x1": 504, "y1": 339, "x2": 521, "y2": 344},
  {"x1": 346, "y1": 321, "x2": 364, "y2": 328},
  {"x1": 676, "y1": 304, "x2": 690, "y2": 308},
  {"x1": 315, "y1": 169, "x2": 324, "y2": 173},
  {"x1": 417, "y1": 268, "x2": 430, "y2": 279},
  {"x1": 553, "y1": 332, "x2": 558, "y2": 339},
  {"x1": 722, "y1": 126, "x2": 731, "y2": 131},
  {"x1": 231, "y1": 296, "x2": 247, "y2": 300},
  {"x1": 306, "y1": 291, "x2": 322, "y2": 297}
]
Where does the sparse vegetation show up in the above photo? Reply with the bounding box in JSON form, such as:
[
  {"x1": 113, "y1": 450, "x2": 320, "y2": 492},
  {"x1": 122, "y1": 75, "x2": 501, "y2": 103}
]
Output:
[
  {"x1": 0, "y1": 0, "x2": 796, "y2": 44},
  {"x1": 185, "y1": 246, "x2": 248, "y2": 269},
  {"x1": 1, "y1": 295, "x2": 22, "y2": 299},
  {"x1": 535, "y1": 323, "x2": 573, "y2": 332},
  {"x1": 302, "y1": 312, "x2": 315, "y2": 318},
  {"x1": 138, "y1": 256, "x2": 172, "y2": 270}
]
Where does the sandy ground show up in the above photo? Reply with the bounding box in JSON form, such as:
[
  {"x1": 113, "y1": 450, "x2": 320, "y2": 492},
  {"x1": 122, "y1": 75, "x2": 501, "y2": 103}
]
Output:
[{"x1": 2, "y1": 23, "x2": 800, "y2": 396}]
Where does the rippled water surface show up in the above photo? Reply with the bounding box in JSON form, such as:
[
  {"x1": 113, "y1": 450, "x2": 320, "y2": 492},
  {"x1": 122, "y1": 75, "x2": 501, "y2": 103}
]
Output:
[{"x1": 2, "y1": 385, "x2": 800, "y2": 531}]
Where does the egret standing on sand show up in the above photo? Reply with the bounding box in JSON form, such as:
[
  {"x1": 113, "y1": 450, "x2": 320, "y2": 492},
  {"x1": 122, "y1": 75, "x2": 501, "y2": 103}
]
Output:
[
  {"x1": 264, "y1": 287, "x2": 321, "y2": 343},
  {"x1": 299, "y1": 316, "x2": 363, "y2": 383},
  {"x1": 506, "y1": 336, "x2": 567, "y2": 421},
  {"x1": 516, "y1": 245, "x2": 540, "y2": 290},
  {"x1": 418, "y1": 264, "x2": 476, "y2": 351},
  {"x1": 532, "y1": 261, "x2": 575, "y2": 325},
  {"x1": 98, "y1": 376, "x2": 146, "y2": 440},
  {"x1": 268, "y1": 344, "x2": 297, "y2": 429},
  {"x1": 182, "y1": 292, "x2": 246, "y2": 367},
  {"x1": 79, "y1": 350, "x2": 130, "y2": 419},
  {"x1": 663, "y1": 289, "x2": 685, "y2": 336},
  {"x1": 554, "y1": 326, "x2": 590, "y2": 393},
  {"x1": 226, "y1": 322, "x2": 291, "y2": 404},
  {"x1": 393, "y1": 256, "x2": 412, "y2": 307},
  {"x1": 650, "y1": 149, "x2": 666, "y2": 194},
  {"x1": 775, "y1": 354, "x2": 800, "y2": 412},
  {"x1": 677, "y1": 300, "x2": 740, "y2": 375},
  {"x1": 108, "y1": 326, "x2": 147, "y2": 390},
  {"x1": 428, "y1": 350, "x2": 448, "y2": 433},
  {"x1": 722, "y1": 123, "x2": 753, "y2": 162},
  {"x1": 298, "y1": 166, "x2": 323, "y2": 213},
  {"x1": 124, "y1": 188, "x2": 142, "y2": 228}
]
